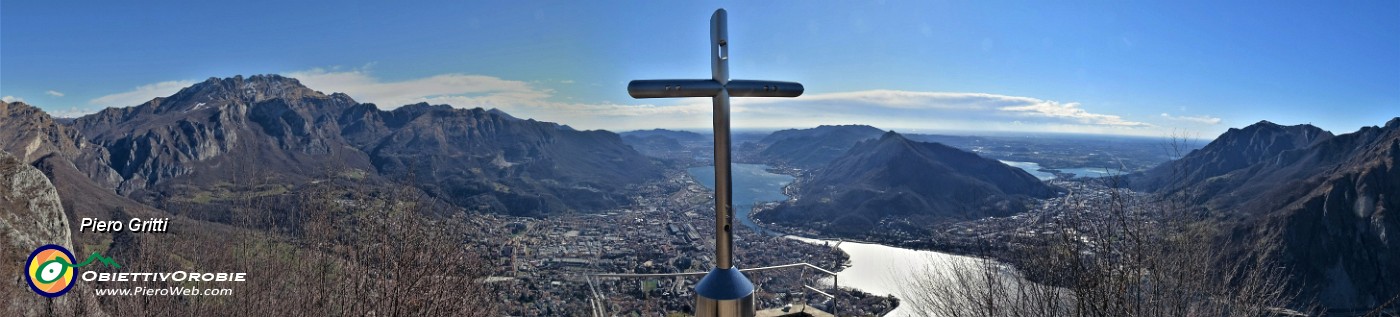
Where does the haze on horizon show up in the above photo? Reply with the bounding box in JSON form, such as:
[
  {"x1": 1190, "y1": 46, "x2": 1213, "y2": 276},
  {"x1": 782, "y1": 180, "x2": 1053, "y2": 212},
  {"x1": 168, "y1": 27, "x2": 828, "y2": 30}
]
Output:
[{"x1": 2, "y1": 1, "x2": 1396, "y2": 138}]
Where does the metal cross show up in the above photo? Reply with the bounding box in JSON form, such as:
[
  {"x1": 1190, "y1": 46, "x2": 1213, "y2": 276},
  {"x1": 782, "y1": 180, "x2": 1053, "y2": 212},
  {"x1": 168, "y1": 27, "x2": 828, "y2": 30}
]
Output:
[{"x1": 628, "y1": 8, "x2": 803, "y2": 317}]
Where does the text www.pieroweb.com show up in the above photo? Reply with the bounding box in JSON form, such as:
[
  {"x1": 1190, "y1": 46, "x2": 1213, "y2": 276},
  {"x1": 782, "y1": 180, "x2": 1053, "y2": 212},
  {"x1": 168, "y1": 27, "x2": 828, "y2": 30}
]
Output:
[{"x1": 94, "y1": 286, "x2": 233, "y2": 296}]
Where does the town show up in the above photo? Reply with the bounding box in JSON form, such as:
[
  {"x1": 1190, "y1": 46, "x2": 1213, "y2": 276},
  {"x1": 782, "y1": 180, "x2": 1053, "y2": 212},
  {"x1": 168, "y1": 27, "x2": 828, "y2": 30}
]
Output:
[{"x1": 470, "y1": 170, "x2": 898, "y2": 316}]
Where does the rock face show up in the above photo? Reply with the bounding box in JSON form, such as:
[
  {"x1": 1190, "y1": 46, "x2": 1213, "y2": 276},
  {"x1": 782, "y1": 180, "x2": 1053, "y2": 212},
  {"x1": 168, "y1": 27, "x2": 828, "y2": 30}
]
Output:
[
  {"x1": 72, "y1": 75, "x2": 369, "y2": 194},
  {"x1": 1247, "y1": 119, "x2": 1400, "y2": 309},
  {"x1": 63, "y1": 74, "x2": 661, "y2": 216},
  {"x1": 0, "y1": 150, "x2": 76, "y2": 316},
  {"x1": 0, "y1": 150, "x2": 71, "y2": 258},
  {"x1": 1131, "y1": 119, "x2": 1400, "y2": 309},
  {"x1": 2, "y1": 100, "x2": 170, "y2": 240},
  {"x1": 0, "y1": 101, "x2": 122, "y2": 190},
  {"x1": 762, "y1": 132, "x2": 1056, "y2": 236},
  {"x1": 754, "y1": 125, "x2": 885, "y2": 169}
]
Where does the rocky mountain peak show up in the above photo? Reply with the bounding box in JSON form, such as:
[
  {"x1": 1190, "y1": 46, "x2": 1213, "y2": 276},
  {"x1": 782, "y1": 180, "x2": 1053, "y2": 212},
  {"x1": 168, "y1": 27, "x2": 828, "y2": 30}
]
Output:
[
  {"x1": 393, "y1": 102, "x2": 455, "y2": 115},
  {"x1": 1130, "y1": 120, "x2": 1333, "y2": 193},
  {"x1": 1207, "y1": 120, "x2": 1332, "y2": 153},
  {"x1": 0, "y1": 101, "x2": 69, "y2": 161},
  {"x1": 1240, "y1": 119, "x2": 1319, "y2": 133},
  {"x1": 175, "y1": 74, "x2": 323, "y2": 105}
]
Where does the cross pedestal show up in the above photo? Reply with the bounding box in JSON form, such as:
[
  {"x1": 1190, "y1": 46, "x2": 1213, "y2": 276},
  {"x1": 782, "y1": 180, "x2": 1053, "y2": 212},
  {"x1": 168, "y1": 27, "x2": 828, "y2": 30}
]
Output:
[{"x1": 627, "y1": 8, "x2": 803, "y2": 317}]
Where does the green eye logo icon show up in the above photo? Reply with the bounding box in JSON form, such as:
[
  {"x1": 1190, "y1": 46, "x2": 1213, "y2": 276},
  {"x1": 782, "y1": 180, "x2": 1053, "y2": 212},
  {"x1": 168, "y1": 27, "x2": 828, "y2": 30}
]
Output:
[{"x1": 26, "y1": 244, "x2": 76, "y2": 297}]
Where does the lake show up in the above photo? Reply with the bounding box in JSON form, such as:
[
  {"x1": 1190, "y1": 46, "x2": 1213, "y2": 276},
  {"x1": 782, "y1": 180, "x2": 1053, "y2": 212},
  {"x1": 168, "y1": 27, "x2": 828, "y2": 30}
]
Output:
[
  {"x1": 686, "y1": 164, "x2": 794, "y2": 236},
  {"x1": 688, "y1": 164, "x2": 995, "y2": 316},
  {"x1": 1055, "y1": 167, "x2": 1127, "y2": 178},
  {"x1": 998, "y1": 160, "x2": 1057, "y2": 180},
  {"x1": 999, "y1": 160, "x2": 1126, "y2": 179}
]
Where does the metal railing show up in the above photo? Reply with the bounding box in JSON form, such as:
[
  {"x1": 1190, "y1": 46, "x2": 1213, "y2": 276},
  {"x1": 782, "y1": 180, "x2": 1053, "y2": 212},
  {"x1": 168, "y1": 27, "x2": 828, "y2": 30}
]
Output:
[{"x1": 590, "y1": 262, "x2": 841, "y2": 317}]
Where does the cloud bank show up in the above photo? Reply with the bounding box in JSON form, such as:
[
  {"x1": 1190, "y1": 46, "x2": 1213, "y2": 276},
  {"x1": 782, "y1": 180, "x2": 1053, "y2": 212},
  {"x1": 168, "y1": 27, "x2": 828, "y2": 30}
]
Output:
[
  {"x1": 90, "y1": 80, "x2": 198, "y2": 108},
  {"x1": 80, "y1": 69, "x2": 1183, "y2": 136},
  {"x1": 277, "y1": 69, "x2": 1159, "y2": 134},
  {"x1": 1159, "y1": 113, "x2": 1222, "y2": 125}
]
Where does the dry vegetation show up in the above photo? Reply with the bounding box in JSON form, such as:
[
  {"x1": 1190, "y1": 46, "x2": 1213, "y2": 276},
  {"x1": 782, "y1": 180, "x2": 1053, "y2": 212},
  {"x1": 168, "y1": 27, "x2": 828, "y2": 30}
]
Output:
[
  {"x1": 901, "y1": 135, "x2": 1308, "y2": 317},
  {"x1": 904, "y1": 178, "x2": 1302, "y2": 317},
  {"x1": 67, "y1": 178, "x2": 499, "y2": 316}
]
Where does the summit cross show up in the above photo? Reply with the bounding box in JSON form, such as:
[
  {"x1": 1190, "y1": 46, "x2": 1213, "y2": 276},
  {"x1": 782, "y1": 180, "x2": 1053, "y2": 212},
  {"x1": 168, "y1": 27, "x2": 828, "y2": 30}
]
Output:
[{"x1": 627, "y1": 8, "x2": 803, "y2": 317}]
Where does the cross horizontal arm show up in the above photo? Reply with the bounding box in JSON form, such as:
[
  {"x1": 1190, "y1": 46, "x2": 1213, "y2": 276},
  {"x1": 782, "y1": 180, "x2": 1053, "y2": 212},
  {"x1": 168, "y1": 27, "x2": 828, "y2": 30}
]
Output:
[
  {"x1": 726, "y1": 80, "x2": 803, "y2": 98},
  {"x1": 628, "y1": 79, "x2": 803, "y2": 99},
  {"x1": 628, "y1": 79, "x2": 723, "y2": 98}
]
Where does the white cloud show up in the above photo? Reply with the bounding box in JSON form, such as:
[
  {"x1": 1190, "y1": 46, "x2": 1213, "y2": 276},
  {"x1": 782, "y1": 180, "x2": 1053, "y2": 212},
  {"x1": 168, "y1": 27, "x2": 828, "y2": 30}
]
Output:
[
  {"x1": 26, "y1": 67, "x2": 1173, "y2": 136},
  {"x1": 270, "y1": 69, "x2": 1158, "y2": 135},
  {"x1": 1159, "y1": 113, "x2": 1222, "y2": 125},
  {"x1": 284, "y1": 68, "x2": 540, "y2": 108},
  {"x1": 45, "y1": 90, "x2": 65, "y2": 97},
  {"x1": 788, "y1": 90, "x2": 1019, "y2": 110},
  {"x1": 726, "y1": 90, "x2": 1150, "y2": 128},
  {"x1": 1, "y1": 95, "x2": 96, "y2": 118},
  {"x1": 719, "y1": 90, "x2": 1159, "y2": 135},
  {"x1": 1001, "y1": 101, "x2": 1149, "y2": 127},
  {"x1": 278, "y1": 68, "x2": 713, "y2": 128},
  {"x1": 46, "y1": 107, "x2": 97, "y2": 119},
  {"x1": 90, "y1": 80, "x2": 198, "y2": 108}
]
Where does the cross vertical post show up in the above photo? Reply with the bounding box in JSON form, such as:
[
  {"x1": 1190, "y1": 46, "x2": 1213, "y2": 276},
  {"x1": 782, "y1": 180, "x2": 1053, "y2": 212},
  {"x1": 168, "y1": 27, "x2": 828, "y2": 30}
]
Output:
[{"x1": 628, "y1": 8, "x2": 803, "y2": 317}]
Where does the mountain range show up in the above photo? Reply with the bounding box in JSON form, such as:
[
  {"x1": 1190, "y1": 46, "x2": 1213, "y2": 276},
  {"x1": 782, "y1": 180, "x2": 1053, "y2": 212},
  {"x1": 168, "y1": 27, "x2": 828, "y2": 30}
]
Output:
[
  {"x1": 760, "y1": 131, "x2": 1057, "y2": 236},
  {"x1": 5, "y1": 75, "x2": 663, "y2": 218},
  {"x1": 1127, "y1": 119, "x2": 1400, "y2": 309},
  {"x1": 620, "y1": 129, "x2": 709, "y2": 159},
  {"x1": 752, "y1": 124, "x2": 885, "y2": 169}
]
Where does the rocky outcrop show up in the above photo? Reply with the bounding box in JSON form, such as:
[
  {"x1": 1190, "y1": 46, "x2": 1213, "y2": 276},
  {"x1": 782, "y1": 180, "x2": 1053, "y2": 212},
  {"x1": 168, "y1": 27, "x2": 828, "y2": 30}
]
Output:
[
  {"x1": 0, "y1": 149, "x2": 71, "y2": 254},
  {"x1": 0, "y1": 101, "x2": 122, "y2": 190},
  {"x1": 0, "y1": 150, "x2": 81, "y2": 316}
]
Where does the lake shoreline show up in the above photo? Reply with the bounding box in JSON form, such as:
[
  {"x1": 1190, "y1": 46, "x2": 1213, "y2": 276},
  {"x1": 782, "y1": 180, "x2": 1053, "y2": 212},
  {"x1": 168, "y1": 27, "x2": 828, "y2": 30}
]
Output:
[{"x1": 688, "y1": 164, "x2": 1006, "y2": 317}]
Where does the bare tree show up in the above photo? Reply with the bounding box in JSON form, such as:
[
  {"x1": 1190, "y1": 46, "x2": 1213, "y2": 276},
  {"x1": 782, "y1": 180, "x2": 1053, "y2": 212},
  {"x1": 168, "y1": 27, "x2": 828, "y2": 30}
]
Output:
[{"x1": 93, "y1": 171, "x2": 499, "y2": 316}]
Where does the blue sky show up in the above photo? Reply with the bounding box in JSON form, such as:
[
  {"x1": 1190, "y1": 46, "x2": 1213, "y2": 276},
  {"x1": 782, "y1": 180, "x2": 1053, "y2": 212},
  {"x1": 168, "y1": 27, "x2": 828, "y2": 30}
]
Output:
[{"x1": 2, "y1": 1, "x2": 1397, "y2": 138}]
